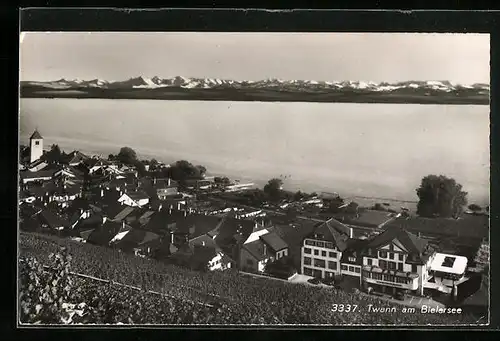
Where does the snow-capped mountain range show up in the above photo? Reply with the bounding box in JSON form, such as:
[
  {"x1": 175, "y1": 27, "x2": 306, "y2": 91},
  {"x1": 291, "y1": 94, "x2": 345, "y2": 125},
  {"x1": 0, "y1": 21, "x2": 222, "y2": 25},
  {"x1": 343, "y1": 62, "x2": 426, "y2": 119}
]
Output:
[{"x1": 23, "y1": 76, "x2": 490, "y2": 93}]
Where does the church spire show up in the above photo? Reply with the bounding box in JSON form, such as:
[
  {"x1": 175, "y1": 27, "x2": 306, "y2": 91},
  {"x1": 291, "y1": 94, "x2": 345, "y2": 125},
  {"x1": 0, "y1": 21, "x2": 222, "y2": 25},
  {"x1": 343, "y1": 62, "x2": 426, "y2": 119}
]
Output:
[{"x1": 30, "y1": 129, "x2": 43, "y2": 140}]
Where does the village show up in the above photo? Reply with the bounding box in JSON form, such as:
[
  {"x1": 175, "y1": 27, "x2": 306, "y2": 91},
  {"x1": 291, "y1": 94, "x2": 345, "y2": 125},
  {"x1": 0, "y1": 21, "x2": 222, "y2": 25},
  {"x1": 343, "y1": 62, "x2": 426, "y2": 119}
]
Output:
[{"x1": 19, "y1": 130, "x2": 489, "y2": 314}]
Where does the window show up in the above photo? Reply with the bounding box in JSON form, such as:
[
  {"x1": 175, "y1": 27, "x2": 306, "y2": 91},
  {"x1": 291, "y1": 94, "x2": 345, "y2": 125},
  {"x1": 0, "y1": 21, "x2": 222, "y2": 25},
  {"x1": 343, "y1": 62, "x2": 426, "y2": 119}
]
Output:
[
  {"x1": 367, "y1": 259, "x2": 373, "y2": 266},
  {"x1": 325, "y1": 242, "x2": 335, "y2": 249},
  {"x1": 322, "y1": 251, "x2": 327, "y2": 257},
  {"x1": 304, "y1": 267, "x2": 313, "y2": 276},
  {"x1": 389, "y1": 253, "x2": 394, "y2": 260},
  {"x1": 304, "y1": 248, "x2": 311, "y2": 254},
  {"x1": 389, "y1": 262, "x2": 396, "y2": 270},
  {"x1": 305, "y1": 240, "x2": 314, "y2": 246},
  {"x1": 412, "y1": 264, "x2": 418, "y2": 273},
  {"x1": 348, "y1": 266, "x2": 354, "y2": 272},
  {"x1": 304, "y1": 257, "x2": 312, "y2": 265},
  {"x1": 398, "y1": 263, "x2": 403, "y2": 271},
  {"x1": 326, "y1": 271, "x2": 334, "y2": 278},
  {"x1": 379, "y1": 251, "x2": 387, "y2": 258},
  {"x1": 398, "y1": 254, "x2": 404, "y2": 261},
  {"x1": 341, "y1": 265, "x2": 348, "y2": 271},
  {"x1": 35, "y1": 141, "x2": 40, "y2": 146},
  {"x1": 317, "y1": 241, "x2": 325, "y2": 248},
  {"x1": 379, "y1": 260, "x2": 387, "y2": 269},
  {"x1": 328, "y1": 261, "x2": 337, "y2": 270},
  {"x1": 329, "y1": 251, "x2": 337, "y2": 258},
  {"x1": 355, "y1": 267, "x2": 361, "y2": 274},
  {"x1": 314, "y1": 259, "x2": 326, "y2": 268},
  {"x1": 348, "y1": 257, "x2": 356, "y2": 262},
  {"x1": 314, "y1": 250, "x2": 319, "y2": 256}
]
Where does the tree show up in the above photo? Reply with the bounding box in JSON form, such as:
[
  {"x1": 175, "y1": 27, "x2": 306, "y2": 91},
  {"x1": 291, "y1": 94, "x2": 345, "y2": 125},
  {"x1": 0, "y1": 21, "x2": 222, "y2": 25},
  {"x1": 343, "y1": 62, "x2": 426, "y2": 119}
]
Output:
[
  {"x1": 117, "y1": 147, "x2": 137, "y2": 165},
  {"x1": 263, "y1": 178, "x2": 283, "y2": 202},
  {"x1": 195, "y1": 165, "x2": 207, "y2": 178},
  {"x1": 345, "y1": 202, "x2": 359, "y2": 214},
  {"x1": 326, "y1": 197, "x2": 345, "y2": 213},
  {"x1": 293, "y1": 191, "x2": 305, "y2": 201},
  {"x1": 108, "y1": 154, "x2": 115, "y2": 161},
  {"x1": 416, "y1": 175, "x2": 468, "y2": 218},
  {"x1": 468, "y1": 204, "x2": 482, "y2": 213},
  {"x1": 43, "y1": 144, "x2": 63, "y2": 164}
]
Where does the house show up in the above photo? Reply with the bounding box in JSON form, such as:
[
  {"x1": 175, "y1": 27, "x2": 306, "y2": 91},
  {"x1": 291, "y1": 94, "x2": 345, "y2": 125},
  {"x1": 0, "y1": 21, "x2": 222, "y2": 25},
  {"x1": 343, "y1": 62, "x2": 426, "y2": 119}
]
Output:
[
  {"x1": 86, "y1": 220, "x2": 127, "y2": 247},
  {"x1": 239, "y1": 222, "x2": 289, "y2": 273},
  {"x1": 189, "y1": 234, "x2": 234, "y2": 271},
  {"x1": 27, "y1": 159, "x2": 48, "y2": 172},
  {"x1": 64, "y1": 151, "x2": 90, "y2": 167},
  {"x1": 110, "y1": 227, "x2": 161, "y2": 256},
  {"x1": 152, "y1": 178, "x2": 178, "y2": 199},
  {"x1": 117, "y1": 191, "x2": 150, "y2": 207},
  {"x1": 360, "y1": 225, "x2": 436, "y2": 296},
  {"x1": 339, "y1": 238, "x2": 369, "y2": 285},
  {"x1": 20, "y1": 170, "x2": 55, "y2": 185},
  {"x1": 37, "y1": 209, "x2": 69, "y2": 230},
  {"x1": 300, "y1": 218, "x2": 353, "y2": 279}
]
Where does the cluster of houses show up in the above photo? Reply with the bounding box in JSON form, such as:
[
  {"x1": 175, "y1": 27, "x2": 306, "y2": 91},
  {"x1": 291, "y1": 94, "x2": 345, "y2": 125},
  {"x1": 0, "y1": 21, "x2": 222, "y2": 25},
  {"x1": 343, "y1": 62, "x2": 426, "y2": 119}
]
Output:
[{"x1": 19, "y1": 130, "x2": 489, "y2": 303}]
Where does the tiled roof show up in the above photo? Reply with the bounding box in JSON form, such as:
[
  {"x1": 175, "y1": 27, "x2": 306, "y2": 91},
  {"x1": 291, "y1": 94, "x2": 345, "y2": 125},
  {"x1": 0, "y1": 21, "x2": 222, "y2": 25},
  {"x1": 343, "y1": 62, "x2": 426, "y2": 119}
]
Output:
[
  {"x1": 113, "y1": 228, "x2": 160, "y2": 251},
  {"x1": 125, "y1": 190, "x2": 150, "y2": 201},
  {"x1": 113, "y1": 206, "x2": 136, "y2": 221},
  {"x1": 39, "y1": 209, "x2": 68, "y2": 229},
  {"x1": 20, "y1": 170, "x2": 54, "y2": 180},
  {"x1": 366, "y1": 225, "x2": 428, "y2": 255},
  {"x1": 30, "y1": 130, "x2": 43, "y2": 140},
  {"x1": 260, "y1": 232, "x2": 288, "y2": 252},
  {"x1": 87, "y1": 220, "x2": 123, "y2": 246},
  {"x1": 307, "y1": 218, "x2": 351, "y2": 251},
  {"x1": 242, "y1": 239, "x2": 268, "y2": 261},
  {"x1": 340, "y1": 238, "x2": 369, "y2": 264}
]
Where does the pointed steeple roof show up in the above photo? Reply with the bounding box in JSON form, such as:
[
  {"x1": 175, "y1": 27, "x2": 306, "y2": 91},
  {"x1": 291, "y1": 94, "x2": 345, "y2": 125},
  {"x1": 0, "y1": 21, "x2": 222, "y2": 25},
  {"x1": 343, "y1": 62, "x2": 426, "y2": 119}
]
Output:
[{"x1": 30, "y1": 129, "x2": 43, "y2": 140}]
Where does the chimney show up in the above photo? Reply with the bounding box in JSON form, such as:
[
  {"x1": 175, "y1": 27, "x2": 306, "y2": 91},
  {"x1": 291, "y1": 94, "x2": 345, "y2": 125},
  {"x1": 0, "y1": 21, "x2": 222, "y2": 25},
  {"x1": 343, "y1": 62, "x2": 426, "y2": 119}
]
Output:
[
  {"x1": 153, "y1": 178, "x2": 157, "y2": 185},
  {"x1": 171, "y1": 232, "x2": 174, "y2": 244},
  {"x1": 101, "y1": 189, "x2": 104, "y2": 197},
  {"x1": 122, "y1": 220, "x2": 125, "y2": 230},
  {"x1": 168, "y1": 178, "x2": 171, "y2": 186},
  {"x1": 158, "y1": 204, "x2": 162, "y2": 212},
  {"x1": 169, "y1": 208, "x2": 172, "y2": 214},
  {"x1": 102, "y1": 216, "x2": 107, "y2": 224},
  {"x1": 263, "y1": 243, "x2": 267, "y2": 256},
  {"x1": 177, "y1": 202, "x2": 181, "y2": 210},
  {"x1": 184, "y1": 210, "x2": 187, "y2": 217},
  {"x1": 202, "y1": 241, "x2": 205, "y2": 246}
]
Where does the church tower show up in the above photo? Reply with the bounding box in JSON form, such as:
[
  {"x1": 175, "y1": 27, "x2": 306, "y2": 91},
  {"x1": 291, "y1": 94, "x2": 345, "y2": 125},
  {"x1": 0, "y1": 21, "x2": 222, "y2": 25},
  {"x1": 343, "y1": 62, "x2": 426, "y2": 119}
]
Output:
[{"x1": 29, "y1": 129, "x2": 44, "y2": 163}]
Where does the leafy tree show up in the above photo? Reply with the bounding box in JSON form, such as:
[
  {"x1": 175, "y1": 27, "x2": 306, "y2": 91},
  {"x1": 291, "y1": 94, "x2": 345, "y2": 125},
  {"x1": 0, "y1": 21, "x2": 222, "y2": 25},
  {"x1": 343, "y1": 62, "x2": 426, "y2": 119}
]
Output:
[
  {"x1": 108, "y1": 154, "x2": 115, "y2": 161},
  {"x1": 263, "y1": 178, "x2": 283, "y2": 202},
  {"x1": 117, "y1": 147, "x2": 138, "y2": 165},
  {"x1": 264, "y1": 256, "x2": 296, "y2": 279},
  {"x1": 326, "y1": 197, "x2": 345, "y2": 213},
  {"x1": 345, "y1": 202, "x2": 359, "y2": 214},
  {"x1": 468, "y1": 204, "x2": 482, "y2": 213},
  {"x1": 42, "y1": 144, "x2": 63, "y2": 164},
  {"x1": 416, "y1": 175, "x2": 468, "y2": 218},
  {"x1": 293, "y1": 191, "x2": 305, "y2": 201},
  {"x1": 195, "y1": 165, "x2": 207, "y2": 178},
  {"x1": 214, "y1": 177, "x2": 231, "y2": 186}
]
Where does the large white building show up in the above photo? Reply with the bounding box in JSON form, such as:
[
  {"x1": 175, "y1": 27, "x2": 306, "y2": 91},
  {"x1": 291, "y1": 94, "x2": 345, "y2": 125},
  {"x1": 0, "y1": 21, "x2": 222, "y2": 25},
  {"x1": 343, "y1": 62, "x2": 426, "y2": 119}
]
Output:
[{"x1": 300, "y1": 219, "x2": 471, "y2": 298}]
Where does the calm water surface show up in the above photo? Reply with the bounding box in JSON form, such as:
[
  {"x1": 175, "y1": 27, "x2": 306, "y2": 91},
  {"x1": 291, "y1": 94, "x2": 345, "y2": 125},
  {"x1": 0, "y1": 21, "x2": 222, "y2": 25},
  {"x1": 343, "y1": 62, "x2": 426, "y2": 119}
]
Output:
[{"x1": 20, "y1": 99, "x2": 490, "y2": 205}]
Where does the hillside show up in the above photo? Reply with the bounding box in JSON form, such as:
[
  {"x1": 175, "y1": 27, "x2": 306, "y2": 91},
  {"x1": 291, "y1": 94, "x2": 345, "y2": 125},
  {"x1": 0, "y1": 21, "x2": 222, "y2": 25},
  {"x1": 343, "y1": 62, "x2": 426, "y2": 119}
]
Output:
[
  {"x1": 19, "y1": 232, "x2": 481, "y2": 325},
  {"x1": 20, "y1": 77, "x2": 489, "y2": 105}
]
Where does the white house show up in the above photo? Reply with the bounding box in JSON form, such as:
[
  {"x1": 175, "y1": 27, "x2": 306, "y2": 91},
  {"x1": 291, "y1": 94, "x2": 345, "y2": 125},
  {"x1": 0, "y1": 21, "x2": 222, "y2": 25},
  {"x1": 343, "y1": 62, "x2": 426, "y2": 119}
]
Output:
[{"x1": 118, "y1": 191, "x2": 150, "y2": 207}]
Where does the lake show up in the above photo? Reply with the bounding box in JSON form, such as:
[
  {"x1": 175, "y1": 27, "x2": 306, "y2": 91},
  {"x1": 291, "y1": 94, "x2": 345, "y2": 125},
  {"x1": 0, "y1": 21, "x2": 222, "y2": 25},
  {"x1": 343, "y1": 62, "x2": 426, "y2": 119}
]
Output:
[{"x1": 19, "y1": 99, "x2": 490, "y2": 205}]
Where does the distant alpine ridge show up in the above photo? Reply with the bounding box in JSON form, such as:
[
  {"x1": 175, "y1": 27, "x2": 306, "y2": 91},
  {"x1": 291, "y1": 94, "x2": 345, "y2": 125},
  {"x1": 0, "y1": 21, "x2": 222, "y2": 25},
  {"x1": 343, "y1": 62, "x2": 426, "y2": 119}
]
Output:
[{"x1": 20, "y1": 76, "x2": 490, "y2": 105}]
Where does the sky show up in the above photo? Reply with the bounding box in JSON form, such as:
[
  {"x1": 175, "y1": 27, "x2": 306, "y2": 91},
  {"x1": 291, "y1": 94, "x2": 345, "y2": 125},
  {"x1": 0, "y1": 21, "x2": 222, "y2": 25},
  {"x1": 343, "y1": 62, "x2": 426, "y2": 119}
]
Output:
[{"x1": 20, "y1": 32, "x2": 490, "y2": 84}]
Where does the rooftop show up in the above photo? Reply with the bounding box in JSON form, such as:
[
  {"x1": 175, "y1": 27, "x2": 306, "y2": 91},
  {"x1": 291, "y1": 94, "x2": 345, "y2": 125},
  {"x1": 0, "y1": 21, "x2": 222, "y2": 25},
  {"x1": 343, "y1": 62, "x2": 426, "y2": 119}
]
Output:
[
  {"x1": 30, "y1": 130, "x2": 43, "y2": 140},
  {"x1": 430, "y1": 252, "x2": 468, "y2": 275}
]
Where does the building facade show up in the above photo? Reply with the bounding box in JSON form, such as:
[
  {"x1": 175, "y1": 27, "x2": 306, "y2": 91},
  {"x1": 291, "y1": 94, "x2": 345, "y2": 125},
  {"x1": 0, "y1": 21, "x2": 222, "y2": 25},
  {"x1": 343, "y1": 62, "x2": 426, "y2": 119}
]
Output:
[{"x1": 29, "y1": 130, "x2": 44, "y2": 163}]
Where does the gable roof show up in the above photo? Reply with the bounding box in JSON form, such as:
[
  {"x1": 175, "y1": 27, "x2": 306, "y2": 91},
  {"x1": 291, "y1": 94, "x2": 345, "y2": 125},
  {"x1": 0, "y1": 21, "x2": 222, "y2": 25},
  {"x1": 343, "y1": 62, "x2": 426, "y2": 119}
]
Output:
[
  {"x1": 30, "y1": 130, "x2": 43, "y2": 140},
  {"x1": 366, "y1": 225, "x2": 428, "y2": 255},
  {"x1": 113, "y1": 227, "x2": 160, "y2": 251},
  {"x1": 307, "y1": 218, "x2": 351, "y2": 251},
  {"x1": 20, "y1": 170, "x2": 55, "y2": 180},
  {"x1": 86, "y1": 220, "x2": 123, "y2": 246},
  {"x1": 124, "y1": 190, "x2": 150, "y2": 201},
  {"x1": 112, "y1": 206, "x2": 136, "y2": 221},
  {"x1": 242, "y1": 239, "x2": 268, "y2": 261},
  {"x1": 260, "y1": 232, "x2": 288, "y2": 252},
  {"x1": 38, "y1": 209, "x2": 68, "y2": 229}
]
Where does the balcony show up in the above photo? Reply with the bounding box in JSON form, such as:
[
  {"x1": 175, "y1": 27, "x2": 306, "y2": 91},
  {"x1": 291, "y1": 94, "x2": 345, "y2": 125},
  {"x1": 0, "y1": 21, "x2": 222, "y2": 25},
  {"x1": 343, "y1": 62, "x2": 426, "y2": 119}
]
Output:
[{"x1": 362, "y1": 265, "x2": 419, "y2": 290}]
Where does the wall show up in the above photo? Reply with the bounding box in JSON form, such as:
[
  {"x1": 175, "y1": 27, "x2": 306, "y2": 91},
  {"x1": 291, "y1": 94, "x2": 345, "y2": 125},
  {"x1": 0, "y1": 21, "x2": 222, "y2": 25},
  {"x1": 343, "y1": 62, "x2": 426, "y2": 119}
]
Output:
[{"x1": 239, "y1": 248, "x2": 259, "y2": 273}]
